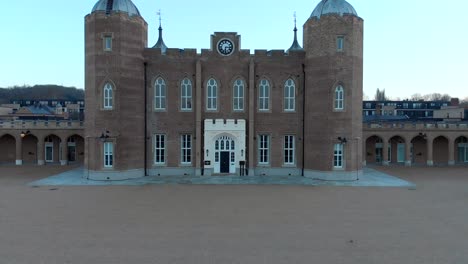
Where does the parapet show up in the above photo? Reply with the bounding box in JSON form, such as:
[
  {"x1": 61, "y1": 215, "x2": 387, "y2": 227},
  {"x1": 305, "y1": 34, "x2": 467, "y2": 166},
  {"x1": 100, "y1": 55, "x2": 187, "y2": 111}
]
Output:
[{"x1": 204, "y1": 119, "x2": 246, "y2": 131}]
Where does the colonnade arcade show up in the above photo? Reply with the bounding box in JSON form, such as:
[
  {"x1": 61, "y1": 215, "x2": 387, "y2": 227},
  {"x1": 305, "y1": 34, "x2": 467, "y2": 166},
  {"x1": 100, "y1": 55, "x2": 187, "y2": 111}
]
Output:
[
  {"x1": 0, "y1": 132, "x2": 84, "y2": 165},
  {"x1": 365, "y1": 134, "x2": 468, "y2": 166}
]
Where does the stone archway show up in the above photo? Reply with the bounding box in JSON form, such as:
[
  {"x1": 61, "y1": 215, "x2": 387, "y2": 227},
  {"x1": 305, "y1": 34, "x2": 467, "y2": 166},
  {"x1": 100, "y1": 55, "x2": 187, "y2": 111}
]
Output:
[
  {"x1": 0, "y1": 134, "x2": 16, "y2": 164},
  {"x1": 433, "y1": 136, "x2": 449, "y2": 165},
  {"x1": 455, "y1": 136, "x2": 468, "y2": 164},
  {"x1": 411, "y1": 134, "x2": 428, "y2": 165},
  {"x1": 67, "y1": 135, "x2": 85, "y2": 164},
  {"x1": 388, "y1": 135, "x2": 406, "y2": 164},
  {"x1": 43, "y1": 134, "x2": 61, "y2": 164},
  {"x1": 22, "y1": 134, "x2": 38, "y2": 164},
  {"x1": 204, "y1": 119, "x2": 246, "y2": 176},
  {"x1": 365, "y1": 135, "x2": 384, "y2": 164}
]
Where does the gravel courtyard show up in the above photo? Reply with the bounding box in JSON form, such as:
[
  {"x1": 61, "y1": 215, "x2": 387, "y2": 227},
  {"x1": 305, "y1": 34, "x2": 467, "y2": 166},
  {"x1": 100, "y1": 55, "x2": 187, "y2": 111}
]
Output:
[{"x1": 0, "y1": 165, "x2": 467, "y2": 264}]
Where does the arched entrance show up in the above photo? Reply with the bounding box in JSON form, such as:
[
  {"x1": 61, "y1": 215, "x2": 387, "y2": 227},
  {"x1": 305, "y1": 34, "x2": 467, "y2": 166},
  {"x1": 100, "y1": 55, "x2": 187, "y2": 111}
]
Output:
[
  {"x1": 365, "y1": 135, "x2": 384, "y2": 164},
  {"x1": 433, "y1": 136, "x2": 449, "y2": 165},
  {"x1": 411, "y1": 134, "x2": 427, "y2": 165},
  {"x1": 388, "y1": 136, "x2": 405, "y2": 164},
  {"x1": 0, "y1": 134, "x2": 16, "y2": 164},
  {"x1": 214, "y1": 136, "x2": 236, "y2": 173},
  {"x1": 22, "y1": 134, "x2": 38, "y2": 164},
  {"x1": 455, "y1": 136, "x2": 468, "y2": 164},
  {"x1": 44, "y1": 134, "x2": 61, "y2": 164},
  {"x1": 67, "y1": 135, "x2": 85, "y2": 163}
]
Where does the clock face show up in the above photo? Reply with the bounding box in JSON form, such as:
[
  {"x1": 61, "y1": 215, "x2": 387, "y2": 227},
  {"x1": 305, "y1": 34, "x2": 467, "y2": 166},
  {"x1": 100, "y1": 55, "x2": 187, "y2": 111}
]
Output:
[{"x1": 217, "y1": 38, "x2": 234, "y2": 56}]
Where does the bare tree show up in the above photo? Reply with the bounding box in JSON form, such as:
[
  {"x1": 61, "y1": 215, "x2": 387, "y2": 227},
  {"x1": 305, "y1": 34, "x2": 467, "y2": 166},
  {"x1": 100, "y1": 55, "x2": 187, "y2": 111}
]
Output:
[
  {"x1": 410, "y1": 93, "x2": 423, "y2": 101},
  {"x1": 423, "y1": 93, "x2": 451, "y2": 101},
  {"x1": 460, "y1": 97, "x2": 468, "y2": 108},
  {"x1": 374, "y1": 88, "x2": 387, "y2": 101}
]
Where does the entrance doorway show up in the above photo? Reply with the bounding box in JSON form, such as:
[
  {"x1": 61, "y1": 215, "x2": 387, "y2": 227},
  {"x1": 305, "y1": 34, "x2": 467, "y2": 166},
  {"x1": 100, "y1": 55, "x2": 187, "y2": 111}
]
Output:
[
  {"x1": 214, "y1": 136, "x2": 236, "y2": 174},
  {"x1": 45, "y1": 143, "x2": 53, "y2": 163},
  {"x1": 458, "y1": 144, "x2": 468, "y2": 163},
  {"x1": 397, "y1": 143, "x2": 405, "y2": 163},
  {"x1": 220, "y1": 152, "x2": 230, "y2": 173}
]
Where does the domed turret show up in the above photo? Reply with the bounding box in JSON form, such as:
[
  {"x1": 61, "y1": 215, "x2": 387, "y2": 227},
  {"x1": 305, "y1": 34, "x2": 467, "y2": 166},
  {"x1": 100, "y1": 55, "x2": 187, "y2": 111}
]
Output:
[
  {"x1": 310, "y1": 0, "x2": 358, "y2": 19},
  {"x1": 92, "y1": 0, "x2": 141, "y2": 17}
]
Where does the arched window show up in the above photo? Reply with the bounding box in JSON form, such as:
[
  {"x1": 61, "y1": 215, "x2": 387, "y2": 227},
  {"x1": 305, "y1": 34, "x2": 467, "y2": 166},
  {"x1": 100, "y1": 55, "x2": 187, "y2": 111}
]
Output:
[
  {"x1": 259, "y1": 79, "x2": 270, "y2": 111},
  {"x1": 207, "y1": 78, "x2": 217, "y2": 110},
  {"x1": 233, "y1": 79, "x2": 244, "y2": 111},
  {"x1": 155, "y1": 78, "x2": 166, "y2": 110},
  {"x1": 334, "y1": 85, "x2": 344, "y2": 110},
  {"x1": 284, "y1": 79, "x2": 295, "y2": 111},
  {"x1": 103, "y1": 83, "x2": 113, "y2": 109},
  {"x1": 181, "y1": 78, "x2": 192, "y2": 111}
]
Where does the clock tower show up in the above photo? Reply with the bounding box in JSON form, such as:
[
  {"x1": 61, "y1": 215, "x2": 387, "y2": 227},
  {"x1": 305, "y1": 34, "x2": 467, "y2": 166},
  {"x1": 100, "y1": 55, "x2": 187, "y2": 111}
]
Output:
[{"x1": 211, "y1": 32, "x2": 241, "y2": 56}]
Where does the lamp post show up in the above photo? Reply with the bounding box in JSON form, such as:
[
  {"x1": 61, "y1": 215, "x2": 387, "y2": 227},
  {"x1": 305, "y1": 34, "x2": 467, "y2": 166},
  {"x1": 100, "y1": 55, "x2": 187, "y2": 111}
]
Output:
[
  {"x1": 99, "y1": 130, "x2": 110, "y2": 142},
  {"x1": 354, "y1": 137, "x2": 361, "y2": 181},
  {"x1": 20, "y1": 130, "x2": 30, "y2": 138}
]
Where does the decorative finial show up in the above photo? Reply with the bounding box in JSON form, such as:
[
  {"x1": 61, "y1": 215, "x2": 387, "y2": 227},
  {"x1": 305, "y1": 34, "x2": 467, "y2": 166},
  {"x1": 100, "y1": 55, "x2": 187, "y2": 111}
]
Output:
[
  {"x1": 153, "y1": 9, "x2": 168, "y2": 54},
  {"x1": 287, "y1": 11, "x2": 303, "y2": 53},
  {"x1": 157, "y1": 9, "x2": 162, "y2": 29},
  {"x1": 294, "y1": 11, "x2": 297, "y2": 30}
]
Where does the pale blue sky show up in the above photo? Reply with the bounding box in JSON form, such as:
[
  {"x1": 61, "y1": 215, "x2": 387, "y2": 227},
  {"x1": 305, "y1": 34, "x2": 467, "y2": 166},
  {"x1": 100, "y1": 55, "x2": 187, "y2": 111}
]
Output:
[{"x1": 0, "y1": 0, "x2": 467, "y2": 99}]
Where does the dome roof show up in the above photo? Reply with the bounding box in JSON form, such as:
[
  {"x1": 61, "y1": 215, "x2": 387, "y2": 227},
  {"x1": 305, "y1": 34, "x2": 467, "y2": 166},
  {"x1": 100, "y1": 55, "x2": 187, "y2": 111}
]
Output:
[
  {"x1": 92, "y1": 0, "x2": 141, "y2": 17},
  {"x1": 310, "y1": 0, "x2": 358, "y2": 19}
]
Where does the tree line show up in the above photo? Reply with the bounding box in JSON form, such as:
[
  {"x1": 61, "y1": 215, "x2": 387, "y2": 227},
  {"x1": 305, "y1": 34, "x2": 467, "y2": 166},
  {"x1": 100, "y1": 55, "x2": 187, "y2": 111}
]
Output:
[{"x1": 0, "y1": 85, "x2": 84, "y2": 104}]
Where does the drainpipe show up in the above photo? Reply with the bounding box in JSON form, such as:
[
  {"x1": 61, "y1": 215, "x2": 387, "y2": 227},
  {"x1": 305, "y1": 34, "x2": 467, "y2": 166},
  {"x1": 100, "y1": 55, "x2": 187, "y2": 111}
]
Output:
[
  {"x1": 302, "y1": 63, "x2": 306, "y2": 177},
  {"x1": 144, "y1": 62, "x2": 148, "y2": 176}
]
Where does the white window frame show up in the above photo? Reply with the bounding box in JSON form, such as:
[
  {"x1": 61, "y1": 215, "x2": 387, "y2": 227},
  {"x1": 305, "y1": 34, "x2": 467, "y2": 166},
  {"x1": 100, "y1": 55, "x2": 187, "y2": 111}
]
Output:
[
  {"x1": 284, "y1": 79, "x2": 295, "y2": 112},
  {"x1": 181, "y1": 78, "x2": 192, "y2": 111},
  {"x1": 259, "y1": 79, "x2": 270, "y2": 111},
  {"x1": 334, "y1": 85, "x2": 344, "y2": 110},
  {"x1": 337, "y1": 36, "x2": 344, "y2": 52},
  {"x1": 258, "y1": 134, "x2": 270, "y2": 164},
  {"x1": 155, "y1": 78, "x2": 166, "y2": 110},
  {"x1": 333, "y1": 143, "x2": 344, "y2": 169},
  {"x1": 104, "y1": 36, "x2": 112, "y2": 51},
  {"x1": 154, "y1": 134, "x2": 166, "y2": 165},
  {"x1": 284, "y1": 135, "x2": 295, "y2": 165},
  {"x1": 181, "y1": 134, "x2": 192, "y2": 165},
  {"x1": 233, "y1": 79, "x2": 244, "y2": 111},
  {"x1": 103, "y1": 142, "x2": 114, "y2": 168},
  {"x1": 207, "y1": 78, "x2": 218, "y2": 111},
  {"x1": 103, "y1": 83, "x2": 113, "y2": 109}
]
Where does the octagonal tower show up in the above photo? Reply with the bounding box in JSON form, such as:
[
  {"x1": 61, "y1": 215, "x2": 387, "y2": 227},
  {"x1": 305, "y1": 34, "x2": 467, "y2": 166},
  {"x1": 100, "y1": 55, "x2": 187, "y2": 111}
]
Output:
[
  {"x1": 303, "y1": 0, "x2": 363, "y2": 179},
  {"x1": 85, "y1": 0, "x2": 148, "y2": 179}
]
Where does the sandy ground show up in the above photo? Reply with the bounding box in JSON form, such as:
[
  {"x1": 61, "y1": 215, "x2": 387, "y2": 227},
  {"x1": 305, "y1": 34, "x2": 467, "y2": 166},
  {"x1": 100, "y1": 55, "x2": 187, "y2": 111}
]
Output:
[{"x1": 0, "y1": 165, "x2": 467, "y2": 264}]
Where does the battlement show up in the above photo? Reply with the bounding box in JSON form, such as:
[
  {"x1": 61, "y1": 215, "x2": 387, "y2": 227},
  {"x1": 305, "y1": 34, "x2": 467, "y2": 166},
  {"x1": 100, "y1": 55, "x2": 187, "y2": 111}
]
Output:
[
  {"x1": 144, "y1": 48, "x2": 198, "y2": 58},
  {"x1": 204, "y1": 119, "x2": 246, "y2": 132}
]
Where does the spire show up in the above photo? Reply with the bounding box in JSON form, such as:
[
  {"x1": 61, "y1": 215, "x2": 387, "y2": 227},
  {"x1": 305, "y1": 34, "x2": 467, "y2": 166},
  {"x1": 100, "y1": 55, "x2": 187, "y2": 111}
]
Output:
[
  {"x1": 153, "y1": 9, "x2": 168, "y2": 54},
  {"x1": 288, "y1": 12, "x2": 303, "y2": 53}
]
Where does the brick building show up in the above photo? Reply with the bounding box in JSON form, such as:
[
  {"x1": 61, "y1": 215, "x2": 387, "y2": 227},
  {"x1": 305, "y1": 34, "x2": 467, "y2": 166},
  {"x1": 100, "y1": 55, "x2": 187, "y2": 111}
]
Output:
[
  {"x1": 1, "y1": 0, "x2": 466, "y2": 179},
  {"x1": 83, "y1": 0, "x2": 363, "y2": 180}
]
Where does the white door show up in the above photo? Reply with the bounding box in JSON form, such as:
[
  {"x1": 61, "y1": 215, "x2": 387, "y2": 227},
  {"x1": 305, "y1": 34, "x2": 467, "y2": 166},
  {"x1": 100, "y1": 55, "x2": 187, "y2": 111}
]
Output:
[
  {"x1": 45, "y1": 143, "x2": 53, "y2": 163},
  {"x1": 397, "y1": 143, "x2": 405, "y2": 163}
]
